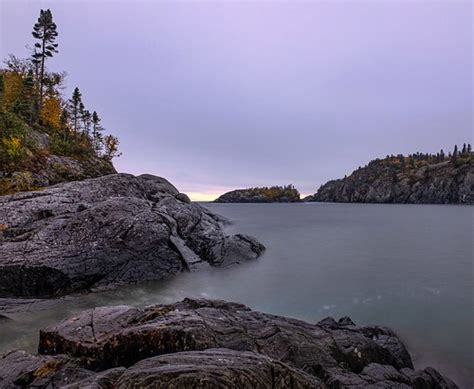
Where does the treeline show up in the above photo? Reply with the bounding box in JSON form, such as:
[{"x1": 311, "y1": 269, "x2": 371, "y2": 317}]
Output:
[
  {"x1": 248, "y1": 185, "x2": 300, "y2": 200},
  {"x1": 361, "y1": 144, "x2": 473, "y2": 171},
  {"x1": 0, "y1": 9, "x2": 120, "y2": 174}
]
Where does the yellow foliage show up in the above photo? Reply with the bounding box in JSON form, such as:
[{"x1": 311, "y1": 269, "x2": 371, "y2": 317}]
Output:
[
  {"x1": 40, "y1": 97, "x2": 61, "y2": 129},
  {"x1": 1, "y1": 71, "x2": 23, "y2": 110},
  {"x1": 2, "y1": 136, "x2": 23, "y2": 159}
]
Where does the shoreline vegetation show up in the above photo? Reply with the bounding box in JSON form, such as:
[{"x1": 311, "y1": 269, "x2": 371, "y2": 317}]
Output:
[{"x1": 0, "y1": 9, "x2": 120, "y2": 195}]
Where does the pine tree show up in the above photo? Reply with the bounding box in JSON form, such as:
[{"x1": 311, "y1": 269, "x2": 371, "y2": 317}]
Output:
[
  {"x1": 462, "y1": 143, "x2": 467, "y2": 155},
  {"x1": 69, "y1": 87, "x2": 82, "y2": 133},
  {"x1": 82, "y1": 108, "x2": 92, "y2": 137},
  {"x1": 453, "y1": 144, "x2": 458, "y2": 160},
  {"x1": 60, "y1": 108, "x2": 69, "y2": 141},
  {"x1": 468, "y1": 144, "x2": 472, "y2": 154},
  {"x1": 12, "y1": 70, "x2": 35, "y2": 123},
  {"x1": 92, "y1": 111, "x2": 103, "y2": 154},
  {"x1": 440, "y1": 149, "x2": 445, "y2": 160},
  {"x1": 31, "y1": 9, "x2": 58, "y2": 111}
]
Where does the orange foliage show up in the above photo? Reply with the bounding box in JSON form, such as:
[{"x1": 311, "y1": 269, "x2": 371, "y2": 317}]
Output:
[
  {"x1": 1, "y1": 71, "x2": 23, "y2": 110},
  {"x1": 40, "y1": 97, "x2": 61, "y2": 129}
]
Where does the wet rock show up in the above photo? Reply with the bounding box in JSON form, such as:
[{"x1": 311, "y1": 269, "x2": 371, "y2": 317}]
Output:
[
  {"x1": 0, "y1": 174, "x2": 264, "y2": 298},
  {"x1": 104, "y1": 349, "x2": 324, "y2": 388},
  {"x1": 0, "y1": 299, "x2": 458, "y2": 388}
]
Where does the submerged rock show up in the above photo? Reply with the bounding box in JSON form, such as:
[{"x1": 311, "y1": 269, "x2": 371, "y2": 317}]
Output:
[
  {"x1": 0, "y1": 299, "x2": 457, "y2": 388},
  {"x1": 0, "y1": 174, "x2": 264, "y2": 298}
]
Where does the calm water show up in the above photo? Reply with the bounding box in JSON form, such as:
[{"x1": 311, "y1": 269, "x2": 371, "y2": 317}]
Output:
[{"x1": 0, "y1": 203, "x2": 472, "y2": 387}]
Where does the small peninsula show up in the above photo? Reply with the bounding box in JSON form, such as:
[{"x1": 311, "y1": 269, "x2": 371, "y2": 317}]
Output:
[
  {"x1": 305, "y1": 146, "x2": 473, "y2": 204},
  {"x1": 215, "y1": 185, "x2": 301, "y2": 203}
]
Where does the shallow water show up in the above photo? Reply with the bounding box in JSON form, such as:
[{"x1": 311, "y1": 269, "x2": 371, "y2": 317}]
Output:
[{"x1": 0, "y1": 203, "x2": 472, "y2": 387}]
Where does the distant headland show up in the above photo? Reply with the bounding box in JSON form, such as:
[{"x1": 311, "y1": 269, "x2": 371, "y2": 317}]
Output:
[{"x1": 305, "y1": 145, "x2": 473, "y2": 204}]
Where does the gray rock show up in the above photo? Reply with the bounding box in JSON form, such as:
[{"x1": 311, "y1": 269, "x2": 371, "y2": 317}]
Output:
[
  {"x1": 0, "y1": 299, "x2": 458, "y2": 388},
  {"x1": 175, "y1": 192, "x2": 191, "y2": 203},
  {"x1": 0, "y1": 174, "x2": 264, "y2": 298},
  {"x1": 308, "y1": 158, "x2": 473, "y2": 204}
]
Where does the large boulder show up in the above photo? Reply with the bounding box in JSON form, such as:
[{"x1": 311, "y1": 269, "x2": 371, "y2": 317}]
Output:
[
  {"x1": 0, "y1": 174, "x2": 264, "y2": 298},
  {"x1": 0, "y1": 299, "x2": 458, "y2": 388}
]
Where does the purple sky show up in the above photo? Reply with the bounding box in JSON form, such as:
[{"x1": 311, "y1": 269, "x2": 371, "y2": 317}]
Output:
[{"x1": 1, "y1": 0, "x2": 472, "y2": 200}]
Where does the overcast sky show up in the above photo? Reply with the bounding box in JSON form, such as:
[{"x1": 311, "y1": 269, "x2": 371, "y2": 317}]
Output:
[{"x1": 1, "y1": 0, "x2": 472, "y2": 200}]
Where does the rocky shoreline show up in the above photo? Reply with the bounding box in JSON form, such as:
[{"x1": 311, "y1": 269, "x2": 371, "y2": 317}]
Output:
[
  {"x1": 0, "y1": 173, "x2": 264, "y2": 298},
  {"x1": 306, "y1": 158, "x2": 473, "y2": 204},
  {"x1": 0, "y1": 298, "x2": 458, "y2": 388}
]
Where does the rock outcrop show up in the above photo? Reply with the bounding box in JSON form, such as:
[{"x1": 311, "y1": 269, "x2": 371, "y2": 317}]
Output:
[
  {"x1": 0, "y1": 174, "x2": 264, "y2": 298},
  {"x1": 308, "y1": 157, "x2": 473, "y2": 204},
  {"x1": 0, "y1": 128, "x2": 116, "y2": 195},
  {"x1": 215, "y1": 185, "x2": 300, "y2": 203},
  {"x1": 0, "y1": 298, "x2": 458, "y2": 388}
]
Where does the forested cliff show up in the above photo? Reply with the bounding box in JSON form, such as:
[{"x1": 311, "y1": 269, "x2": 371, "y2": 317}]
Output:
[{"x1": 306, "y1": 147, "x2": 473, "y2": 204}]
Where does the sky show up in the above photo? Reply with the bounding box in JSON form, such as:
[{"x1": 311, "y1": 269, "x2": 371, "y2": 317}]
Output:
[{"x1": 1, "y1": 0, "x2": 472, "y2": 200}]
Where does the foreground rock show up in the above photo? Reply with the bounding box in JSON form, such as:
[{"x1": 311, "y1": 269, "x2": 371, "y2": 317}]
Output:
[
  {"x1": 0, "y1": 299, "x2": 457, "y2": 388},
  {"x1": 215, "y1": 185, "x2": 301, "y2": 203},
  {"x1": 307, "y1": 155, "x2": 473, "y2": 204},
  {"x1": 0, "y1": 174, "x2": 264, "y2": 298}
]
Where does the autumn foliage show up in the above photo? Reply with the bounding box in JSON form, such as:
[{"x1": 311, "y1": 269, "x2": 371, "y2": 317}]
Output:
[{"x1": 0, "y1": 9, "x2": 120, "y2": 183}]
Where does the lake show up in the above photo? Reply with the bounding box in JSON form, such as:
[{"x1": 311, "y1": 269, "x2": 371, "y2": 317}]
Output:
[{"x1": 0, "y1": 203, "x2": 472, "y2": 387}]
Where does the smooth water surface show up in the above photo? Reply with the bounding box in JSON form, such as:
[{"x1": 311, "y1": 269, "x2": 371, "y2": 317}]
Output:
[{"x1": 1, "y1": 203, "x2": 472, "y2": 387}]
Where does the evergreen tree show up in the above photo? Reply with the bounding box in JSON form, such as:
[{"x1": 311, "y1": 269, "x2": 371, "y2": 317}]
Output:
[
  {"x1": 60, "y1": 108, "x2": 69, "y2": 141},
  {"x1": 453, "y1": 144, "x2": 458, "y2": 160},
  {"x1": 468, "y1": 144, "x2": 472, "y2": 154},
  {"x1": 78, "y1": 101, "x2": 85, "y2": 133},
  {"x1": 440, "y1": 149, "x2": 445, "y2": 160},
  {"x1": 31, "y1": 9, "x2": 58, "y2": 110},
  {"x1": 82, "y1": 108, "x2": 92, "y2": 137},
  {"x1": 91, "y1": 111, "x2": 103, "y2": 154},
  {"x1": 69, "y1": 87, "x2": 82, "y2": 133},
  {"x1": 12, "y1": 70, "x2": 35, "y2": 123},
  {"x1": 462, "y1": 143, "x2": 467, "y2": 155}
]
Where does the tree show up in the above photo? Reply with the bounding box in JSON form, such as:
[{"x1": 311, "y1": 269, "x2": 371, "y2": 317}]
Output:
[
  {"x1": 12, "y1": 70, "x2": 35, "y2": 123},
  {"x1": 103, "y1": 134, "x2": 121, "y2": 160},
  {"x1": 468, "y1": 144, "x2": 472, "y2": 154},
  {"x1": 31, "y1": 9, "x2": 58, "y2": 110},
  {"x1": 81, "y1": 108, "x2": 92, "y2": 137},
  {"x1": 453, "y1": 144, "x2": 458, "y2": 160},
  {"x1": 40, "y1": 96, "x2": 61, "y2": 129},
  {"x1": 69, "y1": 87, "x2": 82, "y2": 133},
  {"x1": 439, "y1": 149, "x2": 445, "y2": 160},
  {"x1": 462, "y1": 143, "x2": 467, "y2": 155},
  {"x1": 91, "y1": 111, "x2": 103, "y2": 154},
  {"x1": 60, "y1": 108, "x2": 69, "y2": 141}
]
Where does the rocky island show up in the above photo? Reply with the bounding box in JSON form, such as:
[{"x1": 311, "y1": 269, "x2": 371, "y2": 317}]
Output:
[
  {"x1": 215, "y1": 184, "x2": 300, "y2": 203},
  {"x1": 0, "y1": 298, "x2": 458, "y2": 387},
  {"x1": 305, "y1": 147, "x2": 473, "y2": 204}
]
